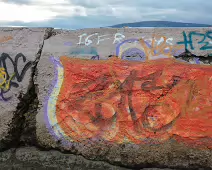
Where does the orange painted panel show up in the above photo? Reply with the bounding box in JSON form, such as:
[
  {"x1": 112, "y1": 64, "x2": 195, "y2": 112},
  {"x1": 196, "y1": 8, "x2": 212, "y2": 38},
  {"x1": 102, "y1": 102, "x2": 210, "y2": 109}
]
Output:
[{"x1": 56, "y1": 57, "x2": 212, "y2": 147}]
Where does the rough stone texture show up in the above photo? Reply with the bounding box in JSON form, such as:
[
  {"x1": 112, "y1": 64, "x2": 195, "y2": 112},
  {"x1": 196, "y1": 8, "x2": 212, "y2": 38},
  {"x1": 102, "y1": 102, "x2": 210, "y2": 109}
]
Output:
[
  {"x1": 35, "y1": 28, "x2": 212, "y2": 169},
  {"x1": 0, "y1": 147, "x2": 177, "y2": 169},
  {"x1": 153, "y1": 27, "x2": 212, "y2": 56},
  {"x1": 0, "y1": 27, "x2": 212, "y2": 169},
  {"x1": 0, "y1": 28, "x2": 49, "y2": 150},
  {"x1": 41, "y1": 27, "x2": 212, "y2": 58},
  {"x1": 15, "y1": 147, "x2": 129, "y2": 170},
  {"x1": 0, "y1": 147, "x2": 128, "y2": 169}
]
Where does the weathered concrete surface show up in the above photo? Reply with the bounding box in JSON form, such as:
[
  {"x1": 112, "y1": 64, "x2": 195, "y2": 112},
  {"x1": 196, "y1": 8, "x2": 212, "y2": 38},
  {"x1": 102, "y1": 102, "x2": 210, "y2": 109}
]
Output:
[
  {"x1": 41, "y1": 27, "x2": 212, "y2": 58},
  {"x1": 35, "y1": 28, "x2": 212, "y2": 169},
  {"x1": 0, "y1": 147, "x2": 129, "y2": 169},
  {"x1": 0, "y1": 27, "x2": 212, "y2": 169},
  {"x1": 0, "y1": 147, "x2": 177, "y2": 170},
  {"x1": 0, "y1": 28, "x2": 51, "y2": 150}
]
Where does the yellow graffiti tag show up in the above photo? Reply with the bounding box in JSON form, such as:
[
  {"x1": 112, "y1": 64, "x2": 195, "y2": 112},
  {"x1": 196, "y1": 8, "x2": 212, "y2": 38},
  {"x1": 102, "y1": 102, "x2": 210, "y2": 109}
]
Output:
[{"x1": 0, "y1": 68, "x2": 15, "y2": 90}]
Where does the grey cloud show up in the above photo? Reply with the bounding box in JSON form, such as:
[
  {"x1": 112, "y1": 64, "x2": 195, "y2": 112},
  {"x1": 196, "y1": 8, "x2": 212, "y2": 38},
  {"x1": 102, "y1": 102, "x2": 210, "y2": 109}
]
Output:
[
  {"x1": 69, "y1": 0, "x2": 118, "y2": 7},
  {"x1": 68, "y1": 0, "x2": 212, "y2": 24},
  {"x1": 0, "y1": 0, "x2": 211, "y2": 28}
]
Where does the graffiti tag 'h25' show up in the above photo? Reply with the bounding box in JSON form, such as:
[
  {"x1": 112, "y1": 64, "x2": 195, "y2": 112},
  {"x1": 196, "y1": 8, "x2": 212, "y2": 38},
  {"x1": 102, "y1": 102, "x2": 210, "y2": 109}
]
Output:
[{"x1": 177, "y1": 31, "x2": 212, "y2": 50}]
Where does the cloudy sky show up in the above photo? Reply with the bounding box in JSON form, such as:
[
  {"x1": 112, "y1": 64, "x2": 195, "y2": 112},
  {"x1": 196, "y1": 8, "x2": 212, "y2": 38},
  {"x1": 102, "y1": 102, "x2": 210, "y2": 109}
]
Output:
[{"x1": 0, "y1": 0, "x2": 211, "y2": 29}]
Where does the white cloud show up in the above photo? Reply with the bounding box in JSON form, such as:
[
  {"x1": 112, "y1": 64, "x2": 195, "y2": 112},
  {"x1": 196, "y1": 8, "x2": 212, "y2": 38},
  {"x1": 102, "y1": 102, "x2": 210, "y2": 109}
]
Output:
[
  {"x1": 0, "y1": 0, "x2": 87, "y2": 22},
  {"x1": 0, "y1": 2, "x2": 57, "y2": 22},
  {"x1": 0, "y1": 0, "x2": 211, "y2": 28},
  {"x1": 0, "y1": 0, "x2": 179, "y2": 23}
]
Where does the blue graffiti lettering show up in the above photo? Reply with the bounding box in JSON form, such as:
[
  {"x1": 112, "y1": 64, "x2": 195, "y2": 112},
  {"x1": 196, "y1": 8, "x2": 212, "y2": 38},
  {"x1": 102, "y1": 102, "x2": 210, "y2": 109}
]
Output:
[
  {"x1": 70, "y1": 46, "x2": 98, "y2": 56},
  {"x1": 177, "y1": 31, "x2": 212, "y2": 51}
]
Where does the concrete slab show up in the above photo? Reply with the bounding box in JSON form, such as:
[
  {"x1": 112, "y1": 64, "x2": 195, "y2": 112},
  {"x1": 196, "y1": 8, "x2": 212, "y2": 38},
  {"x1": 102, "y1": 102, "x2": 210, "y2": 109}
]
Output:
[
  {"x1": 36, "y1": 28, "x2": 212, "y2": 169},
  {"x1": 40, "y1": 28, "x2": 212, "y2": 60},
  {"x1": 0, "y1": 27, "x2": 47, "y2": 149},
  {"x1": 153, "y1": 27, "x2": 212, "y2": 56},
  {"x1": 15, "y1": 147, "x2": 129, "y2": 169}
]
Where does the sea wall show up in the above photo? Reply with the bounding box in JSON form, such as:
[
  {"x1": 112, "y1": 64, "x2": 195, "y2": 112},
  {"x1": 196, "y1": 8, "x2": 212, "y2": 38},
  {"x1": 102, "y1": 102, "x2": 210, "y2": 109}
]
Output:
[{"x1": 0, "y1": 27, "x2": 211, "y2": 169}]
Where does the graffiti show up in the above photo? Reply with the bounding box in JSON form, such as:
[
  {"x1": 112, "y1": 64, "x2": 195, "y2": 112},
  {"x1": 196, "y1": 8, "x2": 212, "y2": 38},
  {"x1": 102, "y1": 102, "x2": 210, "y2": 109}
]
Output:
[
  {"x1": 46, "y1": 56, "x2": 212, "y2": 148},
  {"x1": 0, "y1": 68, "x2": 15, "y2": 91},
  {"x1": 0, "y1": 53, "x2": 32, "y2": 101},
  {"x1": 116, "y1": 36, "x2": 184, "y2": 61},
  {"x1": 121, "y1": 48, "x2": 145, "y2": 61},
  {"x1": 65, "y1": 31, "x2": 211, "y2": 62},
  {"x1": 144, "y1": 36, "x2": 174, "y2": 46},
  {"x1": 113, "y1": 33, "x2": 126, "y2": 44},
  {"x1": 77, "y1": 33, "x2": 125, "y2": 46},
  {"x1": 140, "y1": 35, "x2": 184, "y2": 58},
  {"x1": 177, "y1": 31, "x2": 212, "y2": 51},
  {"x1": 194, "y1": 58, "x2": 200, "y2": 64},
  {"x1": 70, "y1": 46, "x2": 98, "y2": 56},
  {"x1": 116, "y1": 39, "x2": 148, "y2": 61},
  {"x1": 0, "y1": 36, "x2": 13, "y2": 43},
  {"x1": 91, "y1": 55, "x2": 100, "y2": 60}
]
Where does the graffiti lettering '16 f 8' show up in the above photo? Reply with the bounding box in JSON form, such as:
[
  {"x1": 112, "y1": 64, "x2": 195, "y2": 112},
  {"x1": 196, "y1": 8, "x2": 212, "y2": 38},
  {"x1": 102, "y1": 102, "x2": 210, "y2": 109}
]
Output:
[{"x1": 46, "y1": 56, "x2": 212, "y2": 147}]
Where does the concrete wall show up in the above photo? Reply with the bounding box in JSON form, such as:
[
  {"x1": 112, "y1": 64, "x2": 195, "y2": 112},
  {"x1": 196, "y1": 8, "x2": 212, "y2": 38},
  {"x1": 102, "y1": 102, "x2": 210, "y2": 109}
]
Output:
[{"x1": 0, "y1": 27, "x2": 211, "y2": 169}]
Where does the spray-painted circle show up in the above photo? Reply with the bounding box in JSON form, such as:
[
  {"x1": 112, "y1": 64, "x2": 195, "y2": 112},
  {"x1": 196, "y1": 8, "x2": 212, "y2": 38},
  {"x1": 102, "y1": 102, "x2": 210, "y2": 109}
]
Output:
[{"x1": 121, "y1": 48, "x2": 146, "y2": 61}]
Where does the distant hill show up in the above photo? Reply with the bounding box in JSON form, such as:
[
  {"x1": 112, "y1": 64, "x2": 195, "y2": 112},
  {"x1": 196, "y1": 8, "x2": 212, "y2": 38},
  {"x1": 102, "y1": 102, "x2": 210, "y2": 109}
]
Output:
[{"x1": 109, "y1": 21, "x2": 212, "y2": 28}]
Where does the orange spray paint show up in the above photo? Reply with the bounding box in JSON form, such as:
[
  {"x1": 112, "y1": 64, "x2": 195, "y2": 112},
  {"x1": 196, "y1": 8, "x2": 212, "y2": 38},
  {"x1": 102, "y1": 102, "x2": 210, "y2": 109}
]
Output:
[{"x1": 54, "y1": 57, "x2": 212, "y2": 147}]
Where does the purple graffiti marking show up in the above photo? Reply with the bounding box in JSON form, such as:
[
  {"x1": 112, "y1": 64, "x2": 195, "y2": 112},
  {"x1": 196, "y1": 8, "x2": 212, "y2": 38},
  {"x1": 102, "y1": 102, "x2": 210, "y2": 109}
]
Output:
[
  {"x1": 91, "y1": 55, "x2": 100, "y2": 60},
  {"x1": 121, "y1": 48, "x2": 146, "y2": 61},
  {"x1": 116, "y1": 38, "x2": 150, "y2": 61},
  {"x1": 44, "y1": 56, "x2": 68, "y2": 146},
  {"x1": 117, "y1": 38, "x2": 185, "y2": 61},
  {"x1": 194, "y1": 58, "x2": 200, "y2": 64}
]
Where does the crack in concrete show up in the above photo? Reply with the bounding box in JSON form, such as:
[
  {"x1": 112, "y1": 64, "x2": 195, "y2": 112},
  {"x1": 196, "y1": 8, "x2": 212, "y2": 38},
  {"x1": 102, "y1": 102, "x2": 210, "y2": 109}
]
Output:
[
  {"x1": 174, "y1": 50, "x2": 212, "y2": 64},
  {"x1": 0, "y1": 28, "x2": 55, "y2": 151},
  {"x1": 19, "y1": 28, "x2": 56, "y2": 147},
  {"x1": 0, "y1": 28, "x2": 211, "y2": 169}
]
